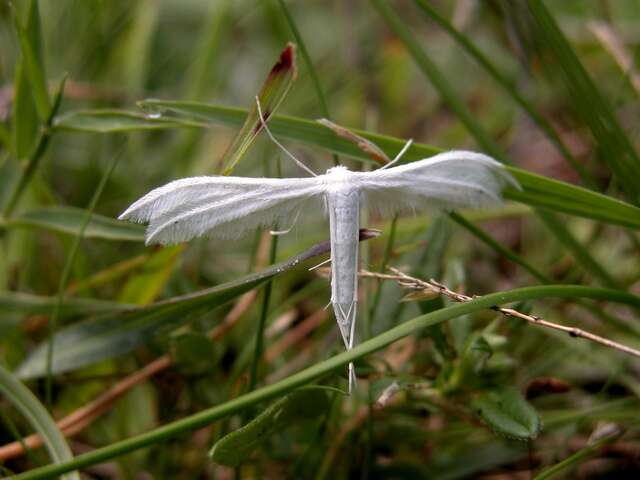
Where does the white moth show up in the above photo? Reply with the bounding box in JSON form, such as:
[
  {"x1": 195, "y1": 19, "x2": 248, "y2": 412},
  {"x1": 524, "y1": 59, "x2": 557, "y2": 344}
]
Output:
[{"x1": 119, "y1": 108, "x2": 518, "y2": 393}]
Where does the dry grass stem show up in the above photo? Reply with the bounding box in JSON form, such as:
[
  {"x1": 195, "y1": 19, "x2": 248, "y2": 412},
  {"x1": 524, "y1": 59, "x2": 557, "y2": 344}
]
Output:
[{"x1": 360, "y1": 267, "x2": 640, "y2": 359}]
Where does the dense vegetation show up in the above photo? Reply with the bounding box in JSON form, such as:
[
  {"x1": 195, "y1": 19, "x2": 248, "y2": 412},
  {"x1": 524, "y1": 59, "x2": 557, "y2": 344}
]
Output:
[{"x1": 2, "y1": 1, "x2": 640, "y2": 478}]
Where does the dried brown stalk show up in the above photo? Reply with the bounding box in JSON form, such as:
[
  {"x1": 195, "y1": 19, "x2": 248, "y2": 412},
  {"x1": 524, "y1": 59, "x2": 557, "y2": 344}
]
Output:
[{"x1": 360, "y1": 267, "x2": 640, "y2": 359}]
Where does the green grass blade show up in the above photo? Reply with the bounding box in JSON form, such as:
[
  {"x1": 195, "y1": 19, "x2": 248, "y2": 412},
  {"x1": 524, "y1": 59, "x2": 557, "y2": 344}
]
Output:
[
  {"x1": 15, "y1": 231, "x2": 377, "y2": 379},
  {"x1": 11, "y1": 284, "x2": 640, "y2": 479},
  {"x1": 534, "y1": 430, "x2": 621, "y2": 480},
  {"x1": 449, "y1": 211, "x2": 550, "y2": 284},
  {"x1": 0, "y1": 364, "x2": 79, "y2": 480},
  {"x1": 56, "y1": 103, "x2": 640, "y2": 231},
  {"x1": 413, "y1": 0, "x2": 594, "y2": 187},
  {"x1": 525, "y1": 0, "x2": 640, "y2": 204},
  {"x1": 537, "y1": 209, "x2": 618, "y2": 288},
  {"x1": 45, "y1": 147, "x2": 123, "y2": 404},
  {"x1": 0, "y1": 206, "x2": 145, "y2": 241},
  {"x1": 3, "y1": 75, "x2": 66, "y2": 218},
  {"x1": 13, "y1": 1, "x2": 50, "y2": 120},
  {"x1": 370, "y1": 0, "x2": 506, "y2": 162},
  {"x1": 0, "y1": 291, "x2": 132, "y2": 317}
]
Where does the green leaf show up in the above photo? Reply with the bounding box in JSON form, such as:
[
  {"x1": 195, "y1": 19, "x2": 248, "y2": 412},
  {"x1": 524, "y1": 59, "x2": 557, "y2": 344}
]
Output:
[
  {"x1": 218, "y1": 42, "x2": 297, "y2": 175},
  {"x1": 0, "y1": 364, "x2": 80, "y2": 480},
  {"x1": 209, "y1": 388, "x2": 329, "y2": 467},
  {"x1": 472, "y1": 387, "x2": 542, "y2": 440},
  {"x1": 0, "y1": 291, "x2": 132, "y2": 317},
  {"x1": 15, "y1": 231, "x2": 378, "y2": 379},
  {"x1": 1, "y1": 206, "x2": 146, "y2": 241},
  {"x1": 56, "y1": 103, "x2": 640, "y2": 230}
]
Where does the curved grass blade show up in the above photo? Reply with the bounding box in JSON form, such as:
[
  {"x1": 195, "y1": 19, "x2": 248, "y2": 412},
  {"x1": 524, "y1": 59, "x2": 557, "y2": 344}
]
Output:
[
  {"x1": 1, "y1": 206, "x2": 145, "y2": 241},
  {"x1": 15, "y1": 230, "x2": 380, "y2": 379},
  {"x1": 11, "y1": 283, "x2": 640, "y2": 480},
  {"x1": 0, "y1": 365, "x2": 79, "y2": 480},
  {"x1": 55, "y1": 103, "x2": 640, "y2": 230},
  {"x1": 0, "y1": 291, "x2": 132, "y2": 317}
]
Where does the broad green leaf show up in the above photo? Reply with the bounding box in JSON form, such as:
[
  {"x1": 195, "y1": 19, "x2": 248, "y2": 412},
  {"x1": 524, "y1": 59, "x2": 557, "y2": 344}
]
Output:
[
  {"x1": 218, "y1": 42, "x2": 297, "y2": 175},
  {"x1": 55, "y1": 103, "x2": 640, "y2": 230},
  {"x1": 0, "y1": 291, "x2": 131, "y2": 317},
  {"x1": 15, "y1": 231, "x2": 378, "y2": 379},
  {"x1": 209, "y1": 388, "x2": 329, "y2": 467},
  {"x1": 0, "y1": 364, "x2": 80, "y2": 480},
  {"x1": 1, "y1": 206, "x2": 145, "y2": 241},
  {"x1": 472, "y1": 387, "x2": 542, "y2": 440}
]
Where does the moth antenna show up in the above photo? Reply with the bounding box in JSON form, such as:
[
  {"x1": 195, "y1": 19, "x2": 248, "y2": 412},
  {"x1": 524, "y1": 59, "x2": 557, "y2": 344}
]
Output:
[
  {"x1": 380, "y1": 138, "x2": 413, "y2": 170},
  {"x1": 255, "y1": 96, "x2": 317, "y2": 177}
]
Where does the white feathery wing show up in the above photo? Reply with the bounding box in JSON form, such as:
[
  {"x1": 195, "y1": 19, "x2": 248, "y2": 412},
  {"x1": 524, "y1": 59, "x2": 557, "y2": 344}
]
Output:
[
  {"x1": 119, "y1": 150, "x2": 518, "y2": 393},
  {"x1": 118, "y1": 176, "x2": 326, "y2": 245},
  {"x1": 355, "y1": 151, "x2": 519, "y2": 216}
]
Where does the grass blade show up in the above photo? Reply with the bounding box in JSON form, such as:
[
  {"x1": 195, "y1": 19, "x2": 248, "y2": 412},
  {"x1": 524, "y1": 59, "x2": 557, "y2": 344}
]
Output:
[
  {"x1": 16, "y1": 230, "x2": 379, "y2": 379},
  {"x1": 525, "y1": 0, "x2": 640, "y2": 204},
  {"x1": 56, "y1": 103, "x2": 640, "y2": 231},
  {"x1": 413, "y1": 0, "x2": 594, "y2": 187},
  {"x1": 0, "y1": 365, "x2": 79, "y2": 480},
  {"x1": 13, "y1": 1, "x2": 50, "y2": 120},
  {"x1": 0, "y1": 206, "x2": 145, "y2": 241},
  {"x1": 537, "y1": 209, "x2": 618, "y2": 288},
  {"x1": 370, "y1": 0, "x2": 506, "y2": 162}
]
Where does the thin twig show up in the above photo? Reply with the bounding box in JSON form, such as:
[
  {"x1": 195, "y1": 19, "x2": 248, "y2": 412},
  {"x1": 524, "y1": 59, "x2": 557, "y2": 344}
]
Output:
[{"x1": 360, "y1": 267, "x2": 640, "y2": 359}]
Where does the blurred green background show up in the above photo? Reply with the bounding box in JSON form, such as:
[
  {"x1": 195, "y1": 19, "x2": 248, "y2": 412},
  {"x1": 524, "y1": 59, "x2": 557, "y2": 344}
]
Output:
[{"x1": 2, "y1": 1, "x2": 640, "y2": 478}]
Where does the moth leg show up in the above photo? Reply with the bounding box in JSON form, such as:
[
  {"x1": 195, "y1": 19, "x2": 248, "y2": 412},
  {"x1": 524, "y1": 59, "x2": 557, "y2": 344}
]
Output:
[
  {"x1": 270, "y1": 206, "x2": 302, "y2": 236},
  {"x1": 347, "y1": 302, "x2": 357, "y2": 394},
  {"x1": 309, "y1": 257, "x2": 332, "y2": 271},
  {"x1": 255, "y1": 96, "x2": 318, "y2": 177},
  {"x1": 379, "y1": 138, "x2": 414, "y2": 170}
]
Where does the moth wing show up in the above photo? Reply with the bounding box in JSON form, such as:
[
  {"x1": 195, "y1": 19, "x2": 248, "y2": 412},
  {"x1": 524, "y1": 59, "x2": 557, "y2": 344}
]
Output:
[
  {"x1": 119, "y1": 176, "x2": 326, "y2": 245},
  {"x1": 356, "y1": 151, "x2": 519, "y2": 217}
]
